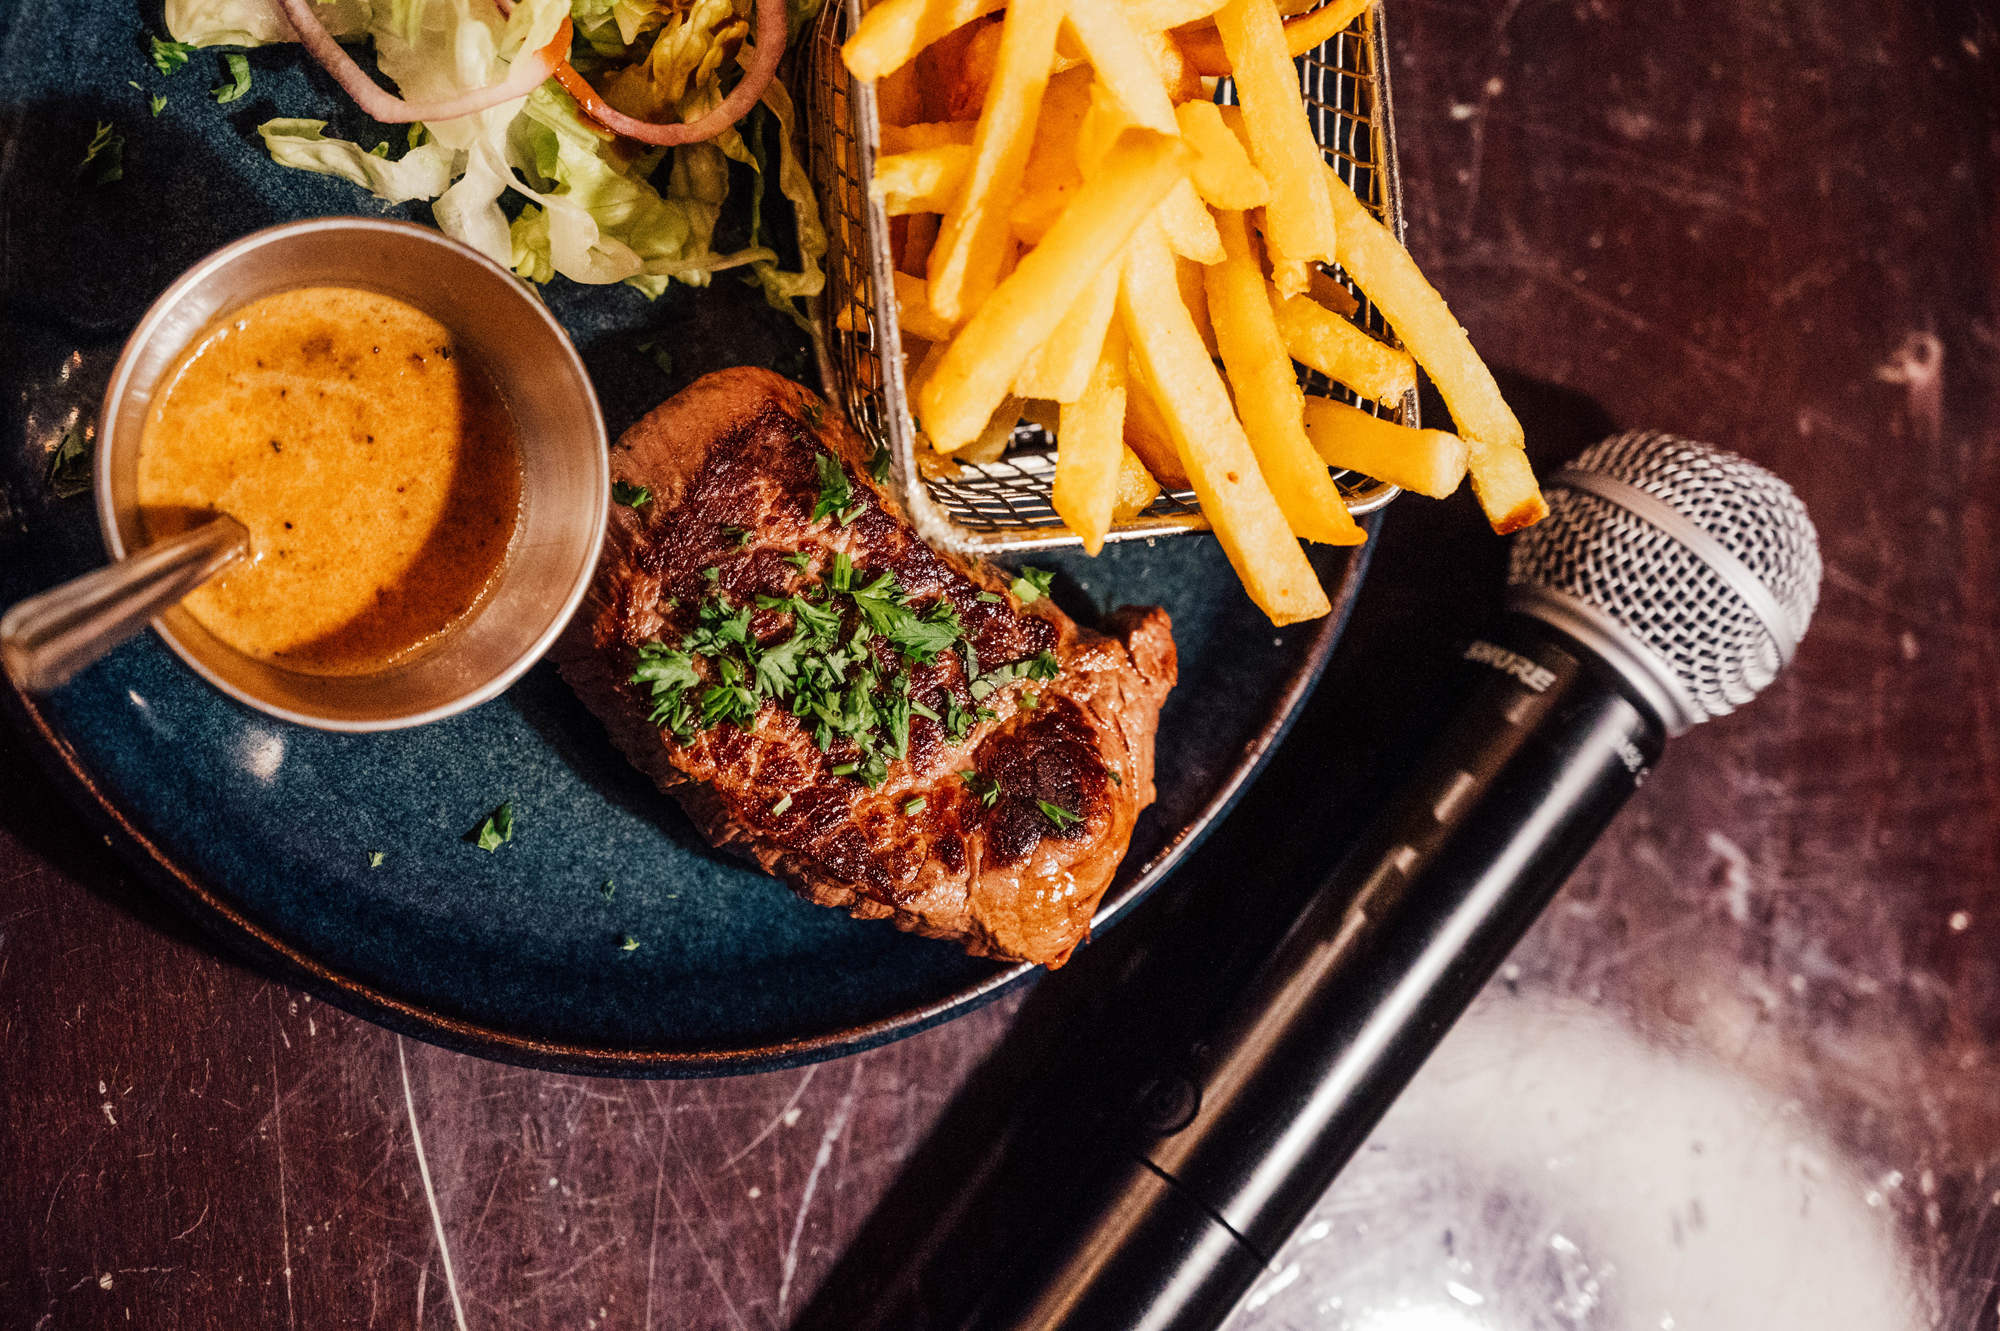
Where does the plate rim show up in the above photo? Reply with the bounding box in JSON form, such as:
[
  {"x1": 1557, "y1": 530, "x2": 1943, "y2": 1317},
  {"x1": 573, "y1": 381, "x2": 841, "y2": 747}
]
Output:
[{"x1": 1, "y1": 527, "x2": 1375, "y2": 1077}]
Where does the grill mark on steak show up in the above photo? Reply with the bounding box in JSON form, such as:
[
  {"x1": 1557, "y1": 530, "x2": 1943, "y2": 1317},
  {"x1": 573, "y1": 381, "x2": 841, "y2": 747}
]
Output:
[{"x1": 554, "y1": 368, "x2": 1176, "y2": 967}]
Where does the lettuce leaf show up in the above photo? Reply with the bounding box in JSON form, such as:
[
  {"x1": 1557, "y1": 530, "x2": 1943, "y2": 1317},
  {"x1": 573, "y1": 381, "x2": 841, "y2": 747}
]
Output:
[
  {"x1": 181, "y1": 0, "x2": 824, "y2": 307},
  {"x1": 257, "y1": 118, "x2": 458, "y2": 201}
]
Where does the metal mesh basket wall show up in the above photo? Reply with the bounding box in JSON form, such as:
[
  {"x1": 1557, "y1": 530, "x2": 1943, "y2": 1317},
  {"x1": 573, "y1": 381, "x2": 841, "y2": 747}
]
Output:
[{"x1": 805, "y1": 0, "x2": 1413, "y2": 553}]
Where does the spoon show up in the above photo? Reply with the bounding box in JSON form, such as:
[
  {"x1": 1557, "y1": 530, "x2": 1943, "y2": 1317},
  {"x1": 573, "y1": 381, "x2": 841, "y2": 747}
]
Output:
[{"x1": 0, "y1": 513, "x2": 250, "y2": 693}]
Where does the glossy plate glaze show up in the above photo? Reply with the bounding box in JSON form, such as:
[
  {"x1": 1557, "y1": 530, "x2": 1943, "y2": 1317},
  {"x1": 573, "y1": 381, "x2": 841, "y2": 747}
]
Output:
[{"x1": 0, "y1": 1, "x2": 1372, "y2": 1074}]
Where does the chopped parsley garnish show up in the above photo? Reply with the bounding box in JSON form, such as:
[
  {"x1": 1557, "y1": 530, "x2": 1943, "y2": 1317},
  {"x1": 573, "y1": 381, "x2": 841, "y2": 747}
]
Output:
[
  {"x1": 904, "y1": 797, "x2": 927, "y2": 815},
  {"x1": 75, "y1": 122, "x2": 123, "y2": 186},
  {"x1": 602, "y1": 878, "x2": 617, "y2": 901},
  {"x1": 612, "y1": 480, "x2": 652, "y2": 509},
  {"x1": 782, "y1": 551, "x2": 812, "y2": 571},
  {"x1": 868, "y1": 444, "x2": 893, "y2": 485},
  {"x1": 636, "y1": 336, "x2": 675, "y2": 376},
  {"x1": 1037, "y1": 799, "x2": 1082, "y2": 831},
  {"x1": 977, "y1": 591, "x2": 1003, "y2": 603},
  {"x1": 628, "y1": 555, "x2": 1053, "y2": 789},
  {"x1": 474, "y1": 801, "x2": 514, "y2": 852},
  {"x1": 1009, "y1": 566, "x2": 1057, "y2": 604},
  {"x1": 969, "y1": 649, "x2": 1060, "y2": 700},
  {"x1": 810, "y1": 452, "x2": 863, "y2": 525},
  {"x1": 129, "y1": 82, "x2": 167, "y2": 116},
  {"x1": 619, "y1": 934, "x2": 641, "y2": 952},
  {"x1": 771, "y1": 794, "x2": 793, "y2": 815},
  {"x1": 369, "y1": 851, "x2": 385, "y2": 868},
  {"x1": 150, "y1": 37, "x2": 196, "y2": 74},
  {"x1": 960, "y1": 770, "x2": 1002, "y2": 807},
  {"x1": 1020, "y1": 691, "x2": 1039, "y2": 709},
  {"x1": 46, "y1": 424, "x2": 92, "y2": 498},
  {"x1": 721, "y1": 524, "x2": 752, "y2": 546},
  {"x1": 212, "y1": 52, "x2": 252, "y2": 104}
]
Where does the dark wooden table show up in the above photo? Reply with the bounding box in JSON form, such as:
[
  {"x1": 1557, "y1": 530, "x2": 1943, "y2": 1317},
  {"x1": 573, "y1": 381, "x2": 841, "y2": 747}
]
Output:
[{"x1": 7, "y1": 1, "x2": 1997, "y2": 1327}]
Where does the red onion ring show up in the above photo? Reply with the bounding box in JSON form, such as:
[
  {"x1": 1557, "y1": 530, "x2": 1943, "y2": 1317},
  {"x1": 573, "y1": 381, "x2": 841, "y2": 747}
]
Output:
[
  {"x1": 550, "y1": 0, "x2": 785, "y2": 146},
  {"x1": 273, "y1": 0, "x2": 568, "y2": 123}
]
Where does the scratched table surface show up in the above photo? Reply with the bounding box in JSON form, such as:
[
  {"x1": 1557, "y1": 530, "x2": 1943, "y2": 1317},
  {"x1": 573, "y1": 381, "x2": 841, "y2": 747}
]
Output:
[{"x1": 6, "y1": 0, "x2": 1999, "y2": 1327}]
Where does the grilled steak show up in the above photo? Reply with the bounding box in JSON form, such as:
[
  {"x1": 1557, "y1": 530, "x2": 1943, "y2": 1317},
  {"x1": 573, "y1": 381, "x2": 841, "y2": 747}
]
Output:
[{"x1": 553, "y1": 368, "x2": 1175, "y2": 967}]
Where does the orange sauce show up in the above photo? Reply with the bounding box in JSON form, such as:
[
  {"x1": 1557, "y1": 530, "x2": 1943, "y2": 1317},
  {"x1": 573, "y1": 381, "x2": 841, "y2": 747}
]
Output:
[{"x1": 138, "y1": 287, "x2": 522, "y2": 676}]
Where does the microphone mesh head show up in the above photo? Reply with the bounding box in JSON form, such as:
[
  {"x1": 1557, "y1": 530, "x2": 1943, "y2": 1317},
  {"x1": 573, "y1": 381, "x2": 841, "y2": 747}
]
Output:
[{"x1": 1507, "y1": 432, "x2": 1821, "y2": 730}]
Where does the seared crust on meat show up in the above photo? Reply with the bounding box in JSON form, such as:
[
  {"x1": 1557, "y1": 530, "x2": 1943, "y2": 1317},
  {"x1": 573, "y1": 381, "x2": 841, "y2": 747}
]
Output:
[{"x1": 553, "y1": 368, "x2": 1175, "y2": 967}]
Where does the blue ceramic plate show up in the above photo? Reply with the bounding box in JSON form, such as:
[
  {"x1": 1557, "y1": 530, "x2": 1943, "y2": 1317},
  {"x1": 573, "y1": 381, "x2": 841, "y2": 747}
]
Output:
[{"x1": 0, "y1": 1, "x2": 1372, "y2": 1074}]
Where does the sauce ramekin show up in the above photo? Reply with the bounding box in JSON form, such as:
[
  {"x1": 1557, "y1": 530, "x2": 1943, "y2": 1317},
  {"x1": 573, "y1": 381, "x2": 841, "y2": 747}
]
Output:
[{"x1": 96, "y1": 218, "x2": 608, "y2": 732}]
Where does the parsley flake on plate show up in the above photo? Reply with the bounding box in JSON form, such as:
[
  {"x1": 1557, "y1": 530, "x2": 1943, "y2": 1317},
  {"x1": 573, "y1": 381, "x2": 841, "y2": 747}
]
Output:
[
  {"x1": 369, "y1": 851, "x2": 385, "y2": 868},
  {"x1": 150, "y1": 37, "x2": 195, "y2": 74},
  {"x1": 45, "y1": 424, "x2": 92, "y2": 498},
  {"x1": 619, "y1": 934, "x2": 641, "y2": 952},
  {"x1": 212, "y1": 52, "x2": 252, "y2": 104},
  {"x1": 1009, "y1": 566, "x2": 1057, "y2": 604},
  {"x1": 74, "y1": 122, "x2": 123, "y2": 186},
  {"x1": 474, "y1": 801, "x2": 514, "y2": 852},
  {"x1": 612, "y1": 480, "x2": 652, "y2": 509}
]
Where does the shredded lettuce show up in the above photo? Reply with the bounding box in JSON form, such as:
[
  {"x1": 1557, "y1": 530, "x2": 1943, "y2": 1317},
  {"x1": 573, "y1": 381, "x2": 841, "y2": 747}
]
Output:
[
  {"x1": 170, "y1": 0, "x2": 825, "y2": 320},
  {"x1": 259, "y1": 118, "x2": 457, "y2": 201}
]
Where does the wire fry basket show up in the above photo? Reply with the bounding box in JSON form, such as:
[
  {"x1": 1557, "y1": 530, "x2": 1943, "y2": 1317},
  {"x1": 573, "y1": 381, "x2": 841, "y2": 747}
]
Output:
[{"x1": 804, "y1": 0, "x2": 1414, "y2": 554}]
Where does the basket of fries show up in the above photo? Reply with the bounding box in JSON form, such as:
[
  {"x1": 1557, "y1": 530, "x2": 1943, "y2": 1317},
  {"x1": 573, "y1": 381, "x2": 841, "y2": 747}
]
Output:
[{"x1": 806, "y1": 0, "x2": 1544, "y2": 622}]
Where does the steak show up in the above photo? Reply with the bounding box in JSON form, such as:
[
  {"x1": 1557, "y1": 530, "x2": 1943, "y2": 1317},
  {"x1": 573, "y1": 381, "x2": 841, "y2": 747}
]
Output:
[{"x1": 554, "y1": 368, "x2": 1176, "y2": 967}]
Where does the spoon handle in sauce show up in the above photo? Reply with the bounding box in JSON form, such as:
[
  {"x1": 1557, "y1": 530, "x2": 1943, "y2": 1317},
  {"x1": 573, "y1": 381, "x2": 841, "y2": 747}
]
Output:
[{"x1": 0, "y1": 513, "x2": 250, "y2": 693}]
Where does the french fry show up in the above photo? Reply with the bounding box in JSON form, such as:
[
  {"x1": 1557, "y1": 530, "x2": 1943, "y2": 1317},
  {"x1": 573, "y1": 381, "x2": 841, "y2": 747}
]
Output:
[
  {"x1": 893, "y1": 271, "x2": 958, "y2": 342},
  {"x1": 1125, "y1": 0, "x2": 1229, "y2": 33},
  {"x1": 926, "y1": 0, "x2": 1066, "y2": 324},
  {"x1": 877, "y1": 61, "x2": 925, "y2": 125},
  {"x1": 1307, "y1": 264, "x2": 1359, "y2": 315},
  {"x1": 1160, "y1": 184, "x2": 1224, "y2": 263},
  {"x1": 1214, "y1": 0, "x2": 1336, "y2": 296},
  {"x1": 1301, "y1": 395, "x2": 1467, "y2": 498},
  {"x1": 1270, "y1": 287, "x2": 1416, "y2": 405},
  {"x1": 837, "y1": 271, "x2": 959, "y2": 343},
  {"x1": 918, "y1": 128, "x2": 1190, "y2": 451},
  {"x1": 1120, "y1": 221, "x2": 1330, "y2": 623},
  {"x1": 1464, "y1": 437, "x2": 1546, "y2": 534},
  {"x1": 902, "y1": 211, "x2": 941, "y2": 276},
  {"x1": 948, "y1": 18, "x2": 1007, "y2": 119},
  {"x1": 1064, "y1": 0, "x2": 1177, "y2": 132},
  {"x1": 1175, "y1": 253, "x2": 1218, "y2": 358},
  {"x1": 1112, "y1": 445, "x2": 1163, "y2": 518},
  {"x1": 963, "y1": 397, "x2": 1026, "y2": 463},
  {"x1": 844, "y1": 0, "x2": 1008, "y2": 81},
  {"x1": 879, "y1": 120, "x2": 979, "y2": 152},
  {"x1": 1122, "y1": 357, "x2": 1191, "y2": 488},
  {"x1": 1176, "y1": 0, "x2": 1367, "y2": 76},
  {"x1": 1015, "y1": 260, "x2": 1121, "y2": 401},
  {"x1": 1207, "y1": 209, "x2": 1361, "y2": 544},
  {"x1": 1321, "y1": 162, "x2": 1545, "y2": 530},
  {"x1": 872, "y1": 144, "x2": 973, "y2": 215},
  {"x1": 916, "y1": 18, "x2": 986, "y2": 120},
  {"x1": 1175, "y1": 101, "x2": 1269, "y2": 210},
  {"x1": 1006, "y1": 66, "x2": 1093, "y2": 245},
  {"x1": 1052, "y1": 322, "x2": 1129, "y2": 554}
]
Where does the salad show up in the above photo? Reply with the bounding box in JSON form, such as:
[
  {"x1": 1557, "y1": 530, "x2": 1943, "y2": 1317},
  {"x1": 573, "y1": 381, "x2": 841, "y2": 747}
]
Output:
[{"x1": 164, "y1": 0, "x2": 826, "y2": 322}]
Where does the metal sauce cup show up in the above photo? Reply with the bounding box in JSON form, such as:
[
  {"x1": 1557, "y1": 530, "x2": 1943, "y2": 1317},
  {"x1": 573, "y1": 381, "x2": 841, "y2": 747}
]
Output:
[{"x1": 95, "y1": 218, "x2": 608, "y2": 731}]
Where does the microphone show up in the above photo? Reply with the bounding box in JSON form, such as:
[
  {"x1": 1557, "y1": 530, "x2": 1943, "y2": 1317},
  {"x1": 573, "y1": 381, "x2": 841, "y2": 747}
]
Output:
[{"x1": 959, "y1": 432, "x2": 1823, "y2": 1331}]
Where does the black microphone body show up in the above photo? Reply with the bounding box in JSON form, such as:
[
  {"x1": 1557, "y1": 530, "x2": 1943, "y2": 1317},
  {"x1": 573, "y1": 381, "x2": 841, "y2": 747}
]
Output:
[{"x1": 967, "y1": 612, "x2": 1665, "y2": 1331}]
